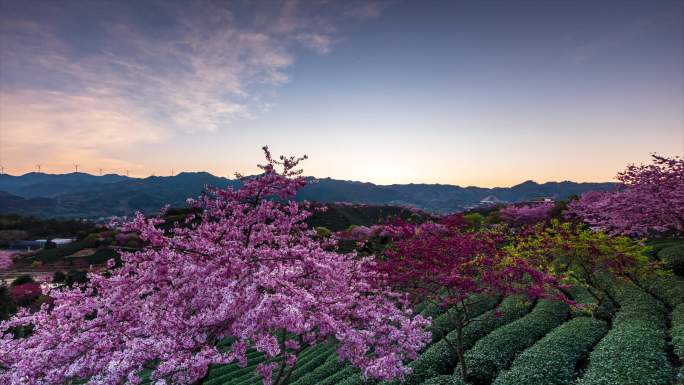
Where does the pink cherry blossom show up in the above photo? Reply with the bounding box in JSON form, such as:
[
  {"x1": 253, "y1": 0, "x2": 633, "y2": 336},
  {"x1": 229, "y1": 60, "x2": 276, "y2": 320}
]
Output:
[
  {"x1": 0, "y1": 147, "x2": 430, "y2": 385},
  {"x1": 568, "y1": 154, "x2": 684, "y2": 236}
]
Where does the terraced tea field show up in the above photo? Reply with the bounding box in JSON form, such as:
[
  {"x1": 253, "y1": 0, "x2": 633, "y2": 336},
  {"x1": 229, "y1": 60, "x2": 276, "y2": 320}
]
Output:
[{"x1": 137, "y1": 273, "x2": 684, "y2": 385}]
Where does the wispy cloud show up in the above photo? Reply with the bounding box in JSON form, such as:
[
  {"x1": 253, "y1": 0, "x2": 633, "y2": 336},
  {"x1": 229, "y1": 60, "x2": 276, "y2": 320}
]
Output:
[{"x1": 0, "y1": 0, "x2": 389, "y2": 173}]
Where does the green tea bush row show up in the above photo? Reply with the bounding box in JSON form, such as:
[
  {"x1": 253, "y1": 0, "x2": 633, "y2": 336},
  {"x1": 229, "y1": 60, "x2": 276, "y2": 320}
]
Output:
[
  {"x1": 427, "y1": 297, "x2": 500, "y2": 343},
  {"x1": 287, "y1": 344, "x2": 336, "y2": 383},
  {"x1": 461, "y1": 300, "x2": 569, "y2": 384},
  {"x1": 672, "y1": 304, "x2": 684, "y2": 384},
  {"x1": 291, "y1": 353, "x2": 346, "y2": 385},
  {"x1": 419, "y1": 375, "x2": 468, "y2": 385},
  {"x1": 491, "y1": 317, "x2": 607, "y2": 385},
  {"x1": 317, "y1": 366, "x2": 357, "y2": 385},
  {"x1": 659, "y1": 244, "x2": 684, "y2": 276},
  {"x1": 577, "y1": 286, "x2": 672, "y2": 385},
  {"x1": 382, "y1": 297, "x2": 531, "y2": 385}
]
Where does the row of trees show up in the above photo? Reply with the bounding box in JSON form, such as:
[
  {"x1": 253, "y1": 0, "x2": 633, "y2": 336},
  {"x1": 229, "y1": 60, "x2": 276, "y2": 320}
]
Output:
[{"x1": 1, "y1": 150, "x2": 681, "y2": 384}]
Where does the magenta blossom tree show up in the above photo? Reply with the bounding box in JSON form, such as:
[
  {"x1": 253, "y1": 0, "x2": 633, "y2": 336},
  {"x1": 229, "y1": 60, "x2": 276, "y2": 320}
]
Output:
[
  {"x1": 0, "y1": 148, "x2": 430, "y2": 385},
  {"x1": 374, "y1": 219, "x2": 572, "y2": 380},
  {"x1": 568, "y1": 154, "x2": 684, "y2": 236},
  {"x1": 500, "y1": 202, "x2": 554, "y2": 227}
]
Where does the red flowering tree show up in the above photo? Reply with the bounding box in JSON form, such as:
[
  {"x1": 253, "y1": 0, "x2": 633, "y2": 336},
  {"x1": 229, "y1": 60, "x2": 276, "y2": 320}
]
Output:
[
  {"x1": 8, "y1": 283, "x2": 41, "y2": 306},
  {"x1": 0, "y1": 148, "x2": 430, "y2": 385},
  {"x1": 374, "y1": 217, "x2": 571, "y2": 380},
  {"x1": 567, "y1": 154, "x2": 684, "y2": 236}
]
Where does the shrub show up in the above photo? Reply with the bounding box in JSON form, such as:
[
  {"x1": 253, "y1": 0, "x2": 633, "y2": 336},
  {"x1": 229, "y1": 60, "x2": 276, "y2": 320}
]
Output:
[
  {"x1": 291, "y1": 353, "x2": 345, "y2": 385},
  {"x1": 52, "y1": 271, "x2": 66, "y2": 284},
  {"x1": 382, "y1": 297, "x2": 531, "y2": 385},
  {"x1": 461, "y1": 300, "x2": 569, "y2": 384},
  {"x1": 316, "y1": 366, "x2": 357, "y2": 385},
  {"x1": 659, "y1": 244, "x2": 684, "y2": 276},
  {"x1": 64, "y1": 269, "x2": 88, "y2": 287},
  {"x1": 577, "y1": 286, "x2": 671, "y2": 385},
  {"x1": 427, "y1": 297, "x2": 499, "y2": 343},
  {"x1": 10, "y1": 275, "x2": 34, "y2": 286},
  {"x1": 672, "y1": 304, "x2": 684, "y2": 380},
  {"x1": 642, "y1": 275, "x2": 684, "y2": 308},
  {"x1": 0, "y1": 286, "x2": 15, "y2": 320},
  {"x1": 492, "y1": 317, "x2": 607, "y2": 385},
  {"x1": 420, "y1": 375, "x2": 468, "y2": 385}
]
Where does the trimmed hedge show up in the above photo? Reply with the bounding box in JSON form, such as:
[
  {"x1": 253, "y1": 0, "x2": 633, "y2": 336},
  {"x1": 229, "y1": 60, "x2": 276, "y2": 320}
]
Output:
[
  {"x1": 420, "y1": 375, "x2": 468, "y2": 385},
  {"x1": 673, "y1": 304, "x2": 684, "y2": 384},
  {"x1": 427, "y1": 297, "x2": 499, "y2": 343},
  {"x1": 290, "y1": 352, "x2": 345, "y2": 385},
  {"x1": 461, "y1": 300, "x2": 569, "y2": 384},
  {"x1": 660, "y1": 244, "x2": 684, "y2": 276},
  {"x1": 491, "y1": 317, "x2": 607, "y2": 385},
  {"x1": 317, "y1": 366, "x2": 357, "y2": 385},
  {"x1": 381, "y1": 297, "x2": 531, "y2": 385},
  {"x1": 577, "y1": 286, "x2": 672, "y2": 385}
]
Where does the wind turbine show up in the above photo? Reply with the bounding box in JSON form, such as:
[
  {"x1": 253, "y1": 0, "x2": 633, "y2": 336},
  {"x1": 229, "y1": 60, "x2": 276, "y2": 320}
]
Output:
[
  {"x1": 74, "y1": 164, "x2": 79, "y2": 173},
  {"x1": 125, "y1": 169, "x2": 130, "y2": 177},
  {"x1": 0, "y1": 165, "x2": 4, "y2": 175},
  {"x1": 36, "y1": 164, "x2": 41, "y2": 173},
  {"x1": 171, "y1": 169, "x2": 174, "y2": 176},
  {"x1": 99, "y1": 168, "x2": 103, "y2": 176}
]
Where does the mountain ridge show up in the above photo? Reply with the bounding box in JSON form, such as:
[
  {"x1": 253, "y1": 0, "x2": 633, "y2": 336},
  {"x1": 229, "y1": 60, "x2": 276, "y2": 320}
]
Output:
[{"x1": 0, "y1": 172, "x2": 616, "y2": 218}]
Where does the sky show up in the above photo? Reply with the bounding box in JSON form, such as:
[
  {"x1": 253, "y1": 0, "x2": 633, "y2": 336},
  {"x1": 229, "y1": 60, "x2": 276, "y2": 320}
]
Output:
[{"x1": 0, "y1": 0, "x2": 682, "y2": 187}]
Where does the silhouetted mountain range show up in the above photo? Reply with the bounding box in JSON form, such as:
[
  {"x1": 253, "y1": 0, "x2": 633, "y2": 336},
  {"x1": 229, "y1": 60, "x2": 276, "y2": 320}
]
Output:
[{"x1": 0, "y1": 172, "x2": 615, "y2": 218}]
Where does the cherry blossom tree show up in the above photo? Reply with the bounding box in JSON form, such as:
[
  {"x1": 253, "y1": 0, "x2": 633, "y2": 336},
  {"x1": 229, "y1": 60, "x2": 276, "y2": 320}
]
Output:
[
  {"x1": 500, "y1": 202, "x2": 554, "y2": 227},
  {"x1": 567, "y1": 154, "x2": 684, "y2": 236},
  {"x1": 0, "y1": 147, "x2": 430, "y2": 385},
  {"x1": 373, "y1": 218, "x2": 571, "y2": 381}
]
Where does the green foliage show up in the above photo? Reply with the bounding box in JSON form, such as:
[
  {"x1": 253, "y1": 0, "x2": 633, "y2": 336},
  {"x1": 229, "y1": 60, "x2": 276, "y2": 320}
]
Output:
[
  {"x1": 52, "y1": 270, "x2": 66, "y2": 283},
  {"x1": 641, "y1": 274, "x2": 684, "y2": 308},
  {"x1": 85, "y1": 247, "x2": 119, "y2": 265},
  {"x1": 10, "y1": 275, "x2": 34, "y2": 286},
  {"x1": 577, "y1": 286, "x2": 671, "y2": 385},
  {"x1": 419, "y1": 375, "x2": 468, "y2": 385},
  {"x1": 27, "y1": 239, "x2": 98, "y2": 263},
  {"x1": 305, "y1": 204, "x2": 430, "y2": 232},
  {"x1": 492, "y1": 317, "x2": 607, "y2": 385},
  {"x1": 316, "y1": 366, "x2": 357, "y2": 385},
  {"x1": 462, "y1": 213, "x2": 484, "y2": 228},
  {"x1": 659, "y1": 244, "x2": 684, "y2": 276},
  {"x1": 461, "y1": 300, "x2": 569, "y2": 384},
  {"x1": 290, "y1": 353, "x2": 344, "y2": 385},
  {"x1": 508, "y1": 221, "x2": 655, "y2": 308},
  {"x1": 64, "y1": 269, "x2": 88, "y2": 287},
  {"x1": 315, "y1": 226, "x2": 332, "y2": 238},
  {"x1": 381, "y1": 297, "x2": 530, "y2": 385},
  {"x1": 0, "y1": 214, "x2": 97, "y2": 239},
  {"x1": 427, "y1": 297, "x2": 499, "y2": 343},
  {"x1": 672, "y1": 304, "x2": 684, "y2": 383},
  {"x1": 0, "y1": 286, "x2": 15, "y2": 321}
]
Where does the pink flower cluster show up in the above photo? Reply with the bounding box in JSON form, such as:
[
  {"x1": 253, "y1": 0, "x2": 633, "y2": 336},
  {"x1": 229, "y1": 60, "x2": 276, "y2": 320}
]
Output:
[
  {"x1": 500, "y1": 202, "x2": 554, "y2": 226},
  {"x1": 0, "y1": 147, "x2": 430, "y2": 385},
  {"x1": 568, "y1": 155, "x2": 684, "y2": 236},
  {"x1": 0, "y1": 250, "x2": 14, "y2": 271}
]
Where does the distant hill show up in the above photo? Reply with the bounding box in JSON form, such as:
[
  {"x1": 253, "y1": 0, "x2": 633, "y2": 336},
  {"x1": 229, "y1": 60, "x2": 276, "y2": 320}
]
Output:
[{"x1": 0, "y1": 172, "x2": 615, "y2": 218}]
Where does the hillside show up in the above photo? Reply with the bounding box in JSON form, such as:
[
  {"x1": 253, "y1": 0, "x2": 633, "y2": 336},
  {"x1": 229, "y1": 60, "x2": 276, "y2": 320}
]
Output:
[{"x1": 0, "y1": 172, "x2": 615, "y2": 218}]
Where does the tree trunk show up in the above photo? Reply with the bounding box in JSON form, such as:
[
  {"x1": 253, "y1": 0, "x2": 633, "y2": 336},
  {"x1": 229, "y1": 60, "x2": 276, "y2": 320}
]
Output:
[{"x1": 456, "y1": 323, "x2": 467, "y2": 381}]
